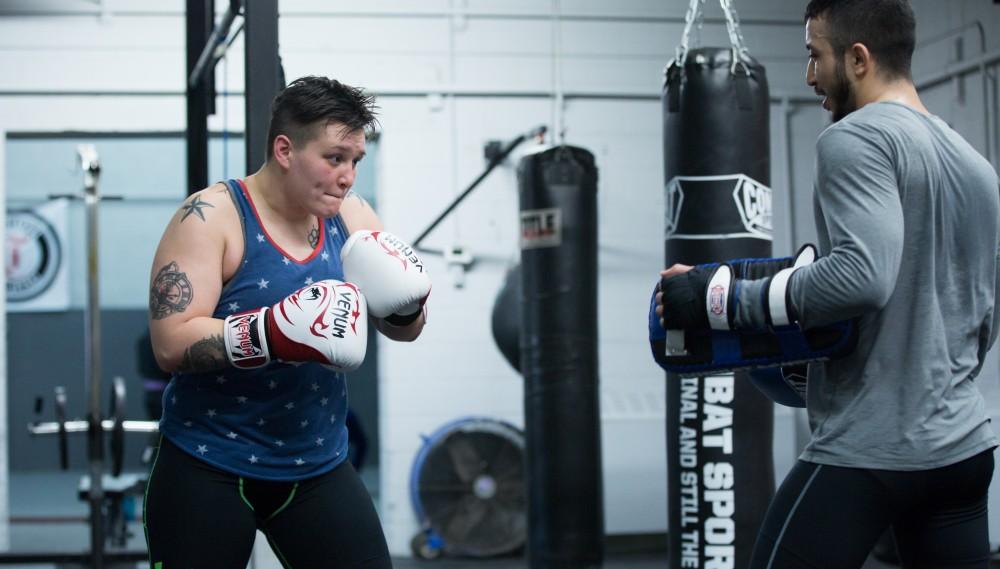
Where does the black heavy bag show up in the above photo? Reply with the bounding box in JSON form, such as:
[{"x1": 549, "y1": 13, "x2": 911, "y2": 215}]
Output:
[
  {"x1": 491, "y1": 263, "x2": 522, "y2": 372},
  {"x1": 518, "y1": 145, "x2": 603, "y2": 569},
  {"x1": 663, "y1": 47, "x2": 775, "y2": 569}
]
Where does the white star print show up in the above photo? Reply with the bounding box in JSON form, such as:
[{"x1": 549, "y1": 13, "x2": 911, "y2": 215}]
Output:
[
  {"x1": 206, "y1": 409, "x2": 217, "y2": 418},
  {"x1": 282, "y1": 257, "x2": 291, "y2": 266},
  {"x1": 285, "y1": 402, "x2": 295, "y2": 410},
  {"x1": 257, "y1": 278, "x2": 269, "y2": 289},
  {"x1": 183, "y1": 421, "x2": 193, "y2": 427},
  {"x1": 269, "y1": 380, "x2": 278, "y2": 390},
  {"x1": 171, "y1": 396, "x2": 177, "y2": 405},
  {"x1": 321, "y1": 251, "x2": 330, "y2": 261},
  {"x1": 316, "y1": 437, "x2": 325, "y2": 446},
  {"x1": 236, "y1": 396, "x2": 248, "y2": 404},
  {"x1": 331, "y1": 226, "x2": 339, "y2": 236},
  {"x1": 310, "y1": 382, "x2": 320, "y2": 391},
  {"x1": 320, "y1": 397, "x2": 329, "y2": 406},
  {"x1": 304, "y1": 276, "x2": 314, "y2": 285},
  {"x1": 300, "y1": 419, "x2": 309, "y2": 428},
  {"x1": 294, "y1": 458, "x2": 305, "y2": 466},
  {"x1": 257, "y1": 418, "x2": 266, "y2": 426},
  {"x1": 216, "y1": 376, "x2": 227, "y2": 384},
  {"x1": 228, "y1": 302, "x2": 239, "y2": 312},
  {"x1": 249, "y1": 455, "x2": 259, "y2": 464},
  {"x1": 330, "y1": 414, "x2": 337, "y2": 424},
  {"x1": 226, "y1": 432, "x2": 238, "y2": 439},
  {"x1": 275, "y1": 440, "x2": 285, "y2": 447},
  {"x1": 197, "y1": 445, "x2": 208, "y2": 455},
  {"x1": 256, "y1": 233, "x2": 265, "y2": 243}
]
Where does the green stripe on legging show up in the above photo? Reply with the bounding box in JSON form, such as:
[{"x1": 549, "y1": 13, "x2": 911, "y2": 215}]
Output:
[
  {"x1": 266, "y1": 482, "x2": 299, "y2": 522},
  {"x1": 238, "y1": 477, "x2": 255, "y2": 512},
  {"x1": 143, "y1": 436, "x2": 165, "y2": 569},
  {"x1": 264, "y1": 528, "x2": 294, "y2": 569},
  {"x1": 239, "y1": 478, "x2": 298, "y2": 518}
]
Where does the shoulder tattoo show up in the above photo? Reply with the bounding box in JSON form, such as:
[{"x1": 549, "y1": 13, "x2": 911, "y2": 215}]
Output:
[
  {"x1": 149, "y1": 261, "x2": 193, "y2": 320},
  {"x1": 180, "y1": 195, "x2": 214, "y2": 222}
]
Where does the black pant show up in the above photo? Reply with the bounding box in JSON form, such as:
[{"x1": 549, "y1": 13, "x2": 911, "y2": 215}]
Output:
[
  {"x1": 750, "y1": 449, "x2": 995, "y2": 569},
  {"x1": 143, "y1": 437, "x2": 392, "y2": 569}
]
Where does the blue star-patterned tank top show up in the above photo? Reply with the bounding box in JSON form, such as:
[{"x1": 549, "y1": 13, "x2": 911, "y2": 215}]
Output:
[{"x1": 159, "y1": 178, "x2": 351, "y2": 481}]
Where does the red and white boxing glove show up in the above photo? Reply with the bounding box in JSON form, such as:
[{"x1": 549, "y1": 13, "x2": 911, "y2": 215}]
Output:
[
  {"x1": 341, "y1": 230, "x2": 431, "y2": 325},
  {"x1": 223, "y1": 279, "x2": 368, "y2": 372}
]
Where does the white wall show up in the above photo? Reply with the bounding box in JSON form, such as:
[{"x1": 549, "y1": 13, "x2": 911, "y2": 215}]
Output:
[{"x1": 3, "y1": 0, "x2": 1000, "y2": 557}]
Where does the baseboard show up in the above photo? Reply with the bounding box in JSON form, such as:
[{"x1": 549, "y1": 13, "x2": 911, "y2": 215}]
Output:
[{"x1": 605, "y1": 532, "x2": 668, "y2": 554}]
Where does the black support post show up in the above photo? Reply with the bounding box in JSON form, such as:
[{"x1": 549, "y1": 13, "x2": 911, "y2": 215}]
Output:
[
  {"x1": 185, "y1": 0, "x2": 214, "y2": 195},
  {"x1": 244, "y1": 0, "x2": 281, "y2": 175}
]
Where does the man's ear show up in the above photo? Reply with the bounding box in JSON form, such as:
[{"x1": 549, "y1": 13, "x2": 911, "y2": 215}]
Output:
[
  {"x1": 272, "y1": 134, "x2": 294, "y2": 169},
  {"x1": 847, "y1": 42, "x2": 873, "y2": 79}
]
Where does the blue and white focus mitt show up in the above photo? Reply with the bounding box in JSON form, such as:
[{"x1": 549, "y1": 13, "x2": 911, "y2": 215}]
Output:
[{"x1": 647, "y1": 245, "x2": 856, "y2": 404}]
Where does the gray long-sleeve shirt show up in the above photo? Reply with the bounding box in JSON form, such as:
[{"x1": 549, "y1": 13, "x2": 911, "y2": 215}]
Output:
[{"x1": 786, "y1": 101, "x2": 999, "y2": 470}]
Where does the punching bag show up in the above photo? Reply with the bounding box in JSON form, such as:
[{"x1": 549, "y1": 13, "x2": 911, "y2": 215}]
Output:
[
  {"x1": 519, "y1": 145, "x2": 603, "y2": 569},
  {"x1": 663, "y1": 47, "x2": 775, "y2": 569},
  {"x1": 491, "y1": 264, "x2": 522, "y2": 372}
]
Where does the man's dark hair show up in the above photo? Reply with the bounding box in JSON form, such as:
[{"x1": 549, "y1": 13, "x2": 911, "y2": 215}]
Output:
[
  {"x1": 804, "y1": 0, "x2": 916, "y2": 80},
  {"x1": 266, "y1": 76, "x2": 379, "y2": 160}
]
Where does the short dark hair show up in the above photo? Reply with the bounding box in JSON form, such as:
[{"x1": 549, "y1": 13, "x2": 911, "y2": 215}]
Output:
[
  {"x1": 804, "y1": 0, "x2": 916, "y2": 80},
  {"x1": 266, "y1": 76, "x2": 379, "y2": 160}
]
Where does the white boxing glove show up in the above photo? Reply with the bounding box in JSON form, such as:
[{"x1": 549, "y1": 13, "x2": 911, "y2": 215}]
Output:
[
  {"x1": 340, "y1": 230, "x2": 431, "y2": 322},
  {"x1": 223, "y1": 279, "x2": 368, "y2": 372}
]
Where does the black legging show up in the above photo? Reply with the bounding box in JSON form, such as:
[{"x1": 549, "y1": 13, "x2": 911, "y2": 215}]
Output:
[
  {"x1": 750, "y1": 449, "x2": 995, "y2": 569},
  {"x1": 144, "y1": 437, "x2": 392, "y2": 569}
]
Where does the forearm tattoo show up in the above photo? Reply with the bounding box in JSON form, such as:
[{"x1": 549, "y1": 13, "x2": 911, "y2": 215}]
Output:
[
  {"x1": 149, "y1": 261, "x2": 193, "y2": 320},
  {"x1": 177, "y1": 334, "x2": 227, "y2": 373},
  {"x1": 180, "y1": 195, "x2": 214, "y2": 222},
  {"x1": 308, "y1": 225, "x2": 320, "y2": 248}
]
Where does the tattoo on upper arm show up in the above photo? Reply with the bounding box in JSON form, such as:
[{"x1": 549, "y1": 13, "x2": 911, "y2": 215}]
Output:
[
  {"x1": 149, "y1": 261, "x2": 193, "y2": 320},
  {"x1": 180, "y1": 196, "x2": 214, "y2": 222},
  {"x1": 177, "y1": 334, "x2": 227, "y2": 373},
  {"x1": 308, "y1": 225, "x2": 320, "y2": 248}
]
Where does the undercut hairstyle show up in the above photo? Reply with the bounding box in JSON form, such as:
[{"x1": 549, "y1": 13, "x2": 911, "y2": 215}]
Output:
[
  {"x1": 804, "y1": 0, "x2": 916, "y2": 80},
  {"x1": 265, "y1": 76, "x2": 380, "y2": 160}
]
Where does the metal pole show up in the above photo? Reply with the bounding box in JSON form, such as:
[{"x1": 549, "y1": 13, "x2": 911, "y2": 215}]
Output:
[
  {"x1": 915, "y1": 49, "x2": 1000, "y2": 92},
  {"x1": 244, "y1": 0, "x2": 280, "y2": 175},
  {"x1": 186, "y1": 0, "x2": 214, "y2": 195},
  {"x1": 187, "y1": 0, "x2": 242, "y2": 90},
  {"x1": 780, "y1": 96, "x2": 797, "y2": 252},
  {"x1": 78, "y1": 144, "x2": 104, "y2": 569},
  {"x1": 411, "y1": 125, "x2": 546, "y2": 252}
]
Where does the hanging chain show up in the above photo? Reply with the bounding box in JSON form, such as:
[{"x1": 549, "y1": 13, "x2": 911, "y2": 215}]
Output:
[
  {"x1": 694, "y1": 0, "x2": 706, "y2": 51},
  {"x1": 719, "y1": 0, "x2": 750, "y2": 69},
  {"x1": 675, "y1": 0, "x2": 705, "y2": 67},
  {"x1": 675, "y1": 0, "x2": 752, "y2": 74}
]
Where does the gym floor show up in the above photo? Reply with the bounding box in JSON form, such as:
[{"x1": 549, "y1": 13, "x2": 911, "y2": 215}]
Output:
[{"x1": 0, "y1": 470, "x2": 961, "y2": 569}]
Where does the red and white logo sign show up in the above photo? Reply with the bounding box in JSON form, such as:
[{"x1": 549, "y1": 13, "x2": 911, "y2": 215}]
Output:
[
  {"x1": 709, "y1": 284, "x2": 726, "y2": 316},
  {"x1": 6, "y1": 211, "x2": 61, "y2": 302}
]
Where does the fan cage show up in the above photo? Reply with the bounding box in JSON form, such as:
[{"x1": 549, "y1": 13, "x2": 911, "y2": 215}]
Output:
[{"x1": 409, "y1": 416, "x2": 526, "y2": 558}]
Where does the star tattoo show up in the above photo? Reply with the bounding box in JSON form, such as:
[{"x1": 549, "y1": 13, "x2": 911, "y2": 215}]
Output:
[{"x1": 180, "y1": 196, "x2": 214, "y2": 222}]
